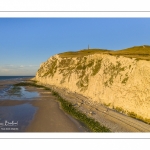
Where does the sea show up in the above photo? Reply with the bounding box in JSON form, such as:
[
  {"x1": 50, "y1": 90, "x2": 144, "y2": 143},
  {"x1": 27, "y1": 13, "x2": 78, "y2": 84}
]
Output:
[
  {"x1": 0, "y1": 75, "x2": 38, "y2": 132},
  {"x1": 0, "y1": 76, "x2": 34, "y2": 81}
]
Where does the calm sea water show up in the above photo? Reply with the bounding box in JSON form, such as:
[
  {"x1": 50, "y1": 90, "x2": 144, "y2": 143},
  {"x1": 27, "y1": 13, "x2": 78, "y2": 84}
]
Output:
[
  {"x1": 0, "y1": 75, "x2": 38, "y2": 132},
  {"x1": 0, "y1": 76, "x2": 34, "y2": 81},
  {"x1": 0, "y1": 103, "x2": 38, "y2": 132}
]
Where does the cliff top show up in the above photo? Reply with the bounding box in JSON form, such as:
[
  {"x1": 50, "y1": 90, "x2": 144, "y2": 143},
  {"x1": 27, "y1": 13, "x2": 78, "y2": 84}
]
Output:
[{"x1": 58, "y1": 45, "x2": 150, "y2": 60}]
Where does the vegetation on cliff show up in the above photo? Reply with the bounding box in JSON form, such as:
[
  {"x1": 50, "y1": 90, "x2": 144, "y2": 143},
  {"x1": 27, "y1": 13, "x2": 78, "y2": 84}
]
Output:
[
  {"x1": 103, "y1": 61, "x2": 127, "y2": 87},
  {"x1": 35, "y1": 45, "x2": 150, "y2": 124},
  {"x1": 59, "y1": 45, "x2": 150, "y2": 60}
]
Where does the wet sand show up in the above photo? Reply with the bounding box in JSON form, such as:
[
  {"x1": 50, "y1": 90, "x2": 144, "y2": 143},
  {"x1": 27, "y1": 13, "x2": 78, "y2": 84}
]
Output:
[
  {"x1": 26, "y1": 98, "x2": 87, "y2": 132},
  {"x1": 1, "y1": 78, "x2": 150, "y2": 132},
  {"x1": 39, "y1": 83, "x2": 150, "y2": 132},
  {"x1": 25, "y1": 86, "x2": 88, "y2": 132},
  {"x1": 0, "y1": 79, "x2": 89, "y2": 132}
]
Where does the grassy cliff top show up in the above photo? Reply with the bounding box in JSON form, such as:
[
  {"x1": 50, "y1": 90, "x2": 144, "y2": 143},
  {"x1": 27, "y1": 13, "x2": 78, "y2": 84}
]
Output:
[
  {"x1": 58, "y1": 45, "x2": 150, "y2": 60},
  {"x1": 58, "y1": 49, "x2": 111, "y2": 57}
]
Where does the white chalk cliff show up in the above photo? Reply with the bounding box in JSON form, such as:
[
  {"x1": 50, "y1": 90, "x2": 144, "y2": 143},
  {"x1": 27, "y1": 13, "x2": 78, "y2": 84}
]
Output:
[{"x1": 35, "y1": 46, "x2": 150, "y2": 123}]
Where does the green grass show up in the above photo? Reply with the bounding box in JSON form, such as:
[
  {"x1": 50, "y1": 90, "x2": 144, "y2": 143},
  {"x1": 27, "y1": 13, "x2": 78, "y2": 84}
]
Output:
[
  {"x1": 15, "y1": 81, "x2": 110, "y2": 132},
  {"x1": 51, "y1": 91, "x2": 110, "y2": 132},
  {"x1": 113, "y1": 106, "x2": 150, "y2": 124},
  {"x1": 58, "y1": 49, "x2": 111, "y2": 58},
  {"x1": 58, "y1": 58, "x2": 102, "y2": 91},
  {"x1": 76, "y1": 76, "x2": 89, "y2": 92},
  {"x1": 41, "y1": 58, "x2": 57, "y2": 77},
  {"x1": 127, "y1": 111, "x2": 150, "y2": 124},
  {"x1": 103, "y1": 103, "x2": 111, "y2": 107},
  {"x1": 121, "y1": 77, "x2": 129, "y2": 84},
  {"x1": 112, "y1": 45, "x2": 150, "y2": 55},
  {"x1": 104, "y1": 61, "x2": 126, "y2": 87},
  {"x1": 58, "y1": 45, "x2": 150, "y2": 61},
  {"x1": 114, "y1": 106, "x2": 125, "y2": 113},
  {"x1": 91, "y1": 59, "x2": 102, "y2": 76}
]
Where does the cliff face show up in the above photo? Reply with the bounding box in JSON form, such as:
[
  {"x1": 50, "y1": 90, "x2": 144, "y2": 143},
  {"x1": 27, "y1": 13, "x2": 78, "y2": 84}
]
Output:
[{"x1": 35, "y1": 49, "x2": 150, "y2": 122}]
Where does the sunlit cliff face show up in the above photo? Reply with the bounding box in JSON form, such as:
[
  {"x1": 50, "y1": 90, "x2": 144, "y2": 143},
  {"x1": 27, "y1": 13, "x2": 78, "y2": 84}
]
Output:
[{"x1": 35, "y1": 47, "x2": 150, "y2": 124}]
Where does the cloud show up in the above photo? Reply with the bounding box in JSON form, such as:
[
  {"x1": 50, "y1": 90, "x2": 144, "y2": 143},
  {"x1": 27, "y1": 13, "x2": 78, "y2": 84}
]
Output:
[
  {"x1": 1, "y1": 69, "x2": 10, "y2": 72},
  {"x1": 29, "y1": 65, "x2": 39, "y2": 67},
  {"x1": 0, "y1": 64, "x2": 39, "y2": 75},
  {"x1": 20, "y1": 65, "x2": 24, "y2": 68},
  {"x1": 5, "y1": 64, "x2": 14, "y2": 67}
]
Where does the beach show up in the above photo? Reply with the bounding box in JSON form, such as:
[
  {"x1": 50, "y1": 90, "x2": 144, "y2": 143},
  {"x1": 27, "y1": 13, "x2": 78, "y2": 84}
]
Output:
[
  {"x1": 1, "y1": 77, "x2": 150, "y2": 132},
  {"x1": 0, "y1": 78, "x2": 89, "y2": 132},
  {"x1": 37, "y1": 82, "x2": 150, "y2": 132}
]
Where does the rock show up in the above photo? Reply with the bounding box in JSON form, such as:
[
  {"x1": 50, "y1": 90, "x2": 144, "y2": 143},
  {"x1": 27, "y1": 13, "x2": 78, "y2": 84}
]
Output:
[
  {"x1": 88, "y1": 111, "x2": 95, "y2": 115},
  {"x1": 35, "y1": 46, "x2": 150, "y2": 122}
]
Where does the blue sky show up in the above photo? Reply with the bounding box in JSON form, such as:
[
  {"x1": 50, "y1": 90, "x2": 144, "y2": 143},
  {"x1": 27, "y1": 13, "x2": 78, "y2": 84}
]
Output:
[{"x1": 0, "y1": 18, "x2": 150, "y2": 76}]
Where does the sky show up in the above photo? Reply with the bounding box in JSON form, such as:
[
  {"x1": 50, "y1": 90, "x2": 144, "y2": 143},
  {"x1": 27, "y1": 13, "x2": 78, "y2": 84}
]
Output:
[{"x1": 0, "y1": 18, "x2": 150, "y2": 76}]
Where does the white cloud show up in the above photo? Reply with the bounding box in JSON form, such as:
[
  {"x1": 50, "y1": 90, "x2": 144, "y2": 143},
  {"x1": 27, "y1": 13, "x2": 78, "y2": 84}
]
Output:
[
  {"x1": 5, "y1": 64, "x2": 14, "y2": 67},
  {"x1": 1, "y1": 69, "x2": 10, "y2": 72},
  {"x1": 29, "y1": 65, "x2": 39, "y2": 67},
  {"x1": 20, "y1": 65, "x2": 24, "y2": 68},
  {"x1": 0, "y1": 64, "x2": 39, "y2": 75}
]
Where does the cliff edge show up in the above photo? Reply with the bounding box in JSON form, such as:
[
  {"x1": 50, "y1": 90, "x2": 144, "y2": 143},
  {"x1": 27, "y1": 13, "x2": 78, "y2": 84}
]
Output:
[{"x1": 35, "y1": 45, "x2": 150, "y2": 123}]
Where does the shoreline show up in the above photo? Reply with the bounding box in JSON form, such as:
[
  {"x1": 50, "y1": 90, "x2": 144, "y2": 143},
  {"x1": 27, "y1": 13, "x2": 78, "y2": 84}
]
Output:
[
  {"x1": 26, "y1": 99, "x2": 89, "y2": 132},
  {"x1": 0, "y1": 78, "x2": 90, "y2": 132},
  {"x1": 25, "y1": 86, "x2": 90, "y2": 132},
  {"x1": 15, "y1": 81, "x2": 109, "y2": 132},
  {"x1": 30, "y1": 80, "x2": 150, "y2": 132},
  {"x1": 1, "y1": 78, "x2": 150, "y2": 132}
]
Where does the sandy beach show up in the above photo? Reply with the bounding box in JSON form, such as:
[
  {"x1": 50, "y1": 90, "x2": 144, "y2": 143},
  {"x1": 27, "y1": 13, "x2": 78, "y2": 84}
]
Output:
[
  {"x1": 1, "y1": 78, "x2": 150, "y2": 132},
  {"x1": 38, "y1": 82, "x2": 150, "y2": 132},
  {"x1": 25, "y1": 86, "x2": 89, "y2": 132},
  {"x1": 0, "y1": 78, "x2": 89, "y2": 132}
]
